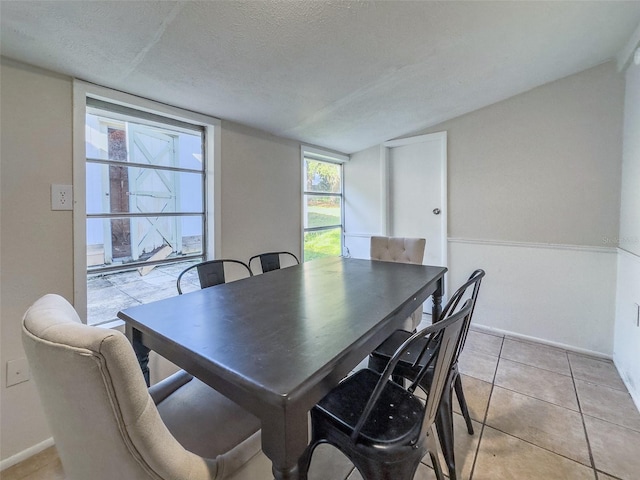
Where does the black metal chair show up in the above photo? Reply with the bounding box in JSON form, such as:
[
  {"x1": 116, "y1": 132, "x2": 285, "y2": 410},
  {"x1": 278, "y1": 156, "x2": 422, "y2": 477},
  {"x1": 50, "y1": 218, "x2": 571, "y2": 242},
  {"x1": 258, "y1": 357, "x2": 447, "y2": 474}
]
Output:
[
  {"x1": 248, "y1": 251, "x2": 299, "y2": 275},
  {"x1": 298, "y1": 299, "x2": 474, "y2": 480},
  {"x1": 129, "y1": 259, "x2": 255, "y2": 386},
  {"x1": 176, "y1": 259, "x2": 252, "y2": 294},
  {"x1": 368, "y1": 269, "x2": 485, "y2": 480}
]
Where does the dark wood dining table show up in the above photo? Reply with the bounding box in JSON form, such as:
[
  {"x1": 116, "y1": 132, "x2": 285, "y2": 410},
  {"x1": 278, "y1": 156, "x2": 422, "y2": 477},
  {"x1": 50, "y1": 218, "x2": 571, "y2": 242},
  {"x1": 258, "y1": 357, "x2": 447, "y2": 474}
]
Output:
[{"x1": 118, "y1": 256, "x2": 446, "y2": 480}]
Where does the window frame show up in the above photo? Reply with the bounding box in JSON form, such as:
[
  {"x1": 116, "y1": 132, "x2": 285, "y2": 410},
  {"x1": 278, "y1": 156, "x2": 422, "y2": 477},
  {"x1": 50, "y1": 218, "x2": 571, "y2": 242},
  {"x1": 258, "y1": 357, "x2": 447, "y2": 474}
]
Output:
[
  {"x1": 85, "y1": 102, "x2": 206, "y2": 274},
  {"x1": 73, "y1": 80, "x2": 221, "y2": 324},
  {"x1": 301, "y1": 146, "x2": 349, "y2": 261}
]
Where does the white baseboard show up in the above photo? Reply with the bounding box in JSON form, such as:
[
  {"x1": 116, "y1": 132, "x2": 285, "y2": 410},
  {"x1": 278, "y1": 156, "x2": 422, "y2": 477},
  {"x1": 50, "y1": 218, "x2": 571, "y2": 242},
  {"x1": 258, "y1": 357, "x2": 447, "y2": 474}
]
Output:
[
  {"x1": 0, "y1": 437, "x2": 54, "y2": 471},
  {"x1": 473, "y1": 322, "x2": 639, "y2": 414},
  {"x1": 470, "y1": 323, "x2": 612, "y2": 360},
  {"x1": 613, "y1": 352, "x2": 640, "y2": 414}
]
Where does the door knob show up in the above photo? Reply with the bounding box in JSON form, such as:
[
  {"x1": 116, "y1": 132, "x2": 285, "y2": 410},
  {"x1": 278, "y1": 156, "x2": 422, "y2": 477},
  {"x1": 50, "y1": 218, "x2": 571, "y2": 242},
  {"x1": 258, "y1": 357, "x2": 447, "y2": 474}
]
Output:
[{"x1": 433, "y1": 208, "x2": 441, "y2": 215}]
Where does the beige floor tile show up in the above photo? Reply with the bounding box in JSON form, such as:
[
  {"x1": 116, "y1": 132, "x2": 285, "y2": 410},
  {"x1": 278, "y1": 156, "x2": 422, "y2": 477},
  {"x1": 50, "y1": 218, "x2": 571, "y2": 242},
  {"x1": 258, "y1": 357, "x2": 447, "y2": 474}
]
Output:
[
  {"x1": 459, "y1": 350, "x2": 499, "y2": 383},
  {"x1": 486, "y1": 387, "x2": 590, "y2": 465},
  {"x1": 568, "y1": 354, "x2": 627, "y2": 391},
  {"x1": 596, "y1": 473, "x2": 618, "y2": 480},
  {"x1": 463, "y1": 330, "x2": 504, "y2": 357},
  {"x1": 422, "y1": 416, "x2": 482, "y2": 480},
  {"x1": 453, "y1": 374, "x2": 492, "y2": 423},
  {"x1": 575, "y1": 379, "x2": 640, "y2": 432},
  {"x1": 501, "y1": 338, "x2": 571, "y2": 376},
  {"x1": 0, "y1": 447, "x2": 63, "y2": 480},
  {"x1": 473, "y1": 426, "x2": 595, "y2": 480},
  {"x1": 16, "y1": 459, "x2": 65, "y2": 480},
  {"x1": 307, "y1": 444, "x2": 355, "y2": 480},
  {"x1": 495, "y1": 358, "x2": 578, "y2": 411},
  {"x1": 584, "y1": 415, "x2": 640, "y2": 480}
]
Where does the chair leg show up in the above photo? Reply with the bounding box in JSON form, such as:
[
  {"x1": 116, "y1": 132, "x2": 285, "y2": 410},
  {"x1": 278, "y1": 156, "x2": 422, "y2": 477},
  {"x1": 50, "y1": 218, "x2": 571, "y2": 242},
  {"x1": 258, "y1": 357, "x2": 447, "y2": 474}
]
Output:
[
  {"x1": 132, "y1": 336, "x2": 150, "y2": 387},
  {"x1": 297, "y1": 441, "x2": 319, "y2": 480},
  {"x1": 426, "y1": 427, "x2": 446, "y2": 480},
  {"x1": 435, "y1": 387, "x2": 457, "y2": 480},
  {"x1": 454, "y1": 373, "x2": 474, "y2": 435},
  {"x1": 351, "y1": 454, "x2": 420, "y2": 480}
]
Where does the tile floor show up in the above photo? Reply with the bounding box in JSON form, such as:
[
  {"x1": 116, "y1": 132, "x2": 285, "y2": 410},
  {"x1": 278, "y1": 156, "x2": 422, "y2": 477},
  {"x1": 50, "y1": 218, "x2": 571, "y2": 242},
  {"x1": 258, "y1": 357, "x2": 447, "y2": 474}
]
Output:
[{"x1": 5, "y1": 294, "x2": 640, "y2": 479}]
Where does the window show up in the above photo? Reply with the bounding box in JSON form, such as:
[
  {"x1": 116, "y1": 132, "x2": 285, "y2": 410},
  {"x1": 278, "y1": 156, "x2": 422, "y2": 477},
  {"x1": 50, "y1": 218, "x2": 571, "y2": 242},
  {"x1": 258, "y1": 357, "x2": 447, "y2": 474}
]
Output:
[
  {"x1": 73, "y1": 81, "x2": 220, "y2": 325},
  {"x1": 85, "y1": 100, "x2": 205, "y2": 273},
  {"x1": 302, "y1": 147, "x2": 348, "y2": 260}
]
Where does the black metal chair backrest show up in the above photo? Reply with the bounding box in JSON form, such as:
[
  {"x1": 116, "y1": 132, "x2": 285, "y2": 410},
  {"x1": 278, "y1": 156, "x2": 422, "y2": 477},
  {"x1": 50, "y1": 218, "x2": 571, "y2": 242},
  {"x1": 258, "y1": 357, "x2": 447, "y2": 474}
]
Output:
[
  {"x1": 352, "y1": 299, "x2": 473, "y2": 443},
  {"x1": 248, "y1": 251, "x2": 300, "y2": 275},
  {"x1": 438, "y1": 269, "x2": 485, "y2": 361},
  {"x1": 176, "y1": 259, "x2": 252, "y2": 294}
]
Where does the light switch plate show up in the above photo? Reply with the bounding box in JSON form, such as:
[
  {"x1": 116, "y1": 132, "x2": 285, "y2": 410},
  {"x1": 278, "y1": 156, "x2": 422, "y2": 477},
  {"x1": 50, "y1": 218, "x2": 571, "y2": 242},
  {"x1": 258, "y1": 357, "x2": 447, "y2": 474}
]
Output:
[
  {"x1": 7, "y1": 358, "x2": 30, "y2": 387},
  {"x1": 51, "y1": 184, "x2": 73, "y2": 211}
]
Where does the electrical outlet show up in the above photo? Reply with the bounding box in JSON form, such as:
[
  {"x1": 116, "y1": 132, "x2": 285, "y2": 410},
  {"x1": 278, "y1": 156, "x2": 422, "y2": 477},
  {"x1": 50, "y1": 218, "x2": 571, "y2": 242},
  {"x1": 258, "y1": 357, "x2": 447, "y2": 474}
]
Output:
[
  {"x1": 51, "y1": 184, "x2": 73, "y2": 211},
  {"x1": 6, "y1": 358, "x2": 30, "y2": 387}
]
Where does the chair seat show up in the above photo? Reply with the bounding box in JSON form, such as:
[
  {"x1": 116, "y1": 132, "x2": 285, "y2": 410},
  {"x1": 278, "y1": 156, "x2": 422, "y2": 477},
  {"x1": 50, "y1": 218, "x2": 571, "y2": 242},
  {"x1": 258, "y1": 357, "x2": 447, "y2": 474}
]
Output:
[
  {"x1": 151, "y1": 370, "x2": 261, "y2": 460},
  {"x1": 315, "y1": 369, "x2": 423, "y2": 444}
]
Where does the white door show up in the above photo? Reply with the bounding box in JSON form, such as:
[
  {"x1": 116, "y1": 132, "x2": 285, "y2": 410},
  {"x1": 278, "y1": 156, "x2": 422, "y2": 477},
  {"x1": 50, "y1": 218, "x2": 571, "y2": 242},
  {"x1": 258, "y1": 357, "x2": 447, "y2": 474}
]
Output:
[
  {"x1": 127, "y1": 125, "x2": 181, "y2": 260},
  {"x1": 385, "y1": 132, "x2": 447, "y2": 300}
]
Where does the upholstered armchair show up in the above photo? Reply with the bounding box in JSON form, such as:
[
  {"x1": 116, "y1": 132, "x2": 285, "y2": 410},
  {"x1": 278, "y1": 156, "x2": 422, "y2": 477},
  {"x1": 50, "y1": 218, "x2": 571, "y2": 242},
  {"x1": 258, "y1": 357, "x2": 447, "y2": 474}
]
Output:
[
  {"x1": 21, "y1": 294, "x2": 271, "y2": 480},
  {"x1": 370, "y1": 236, "x2": 426, "y2": 330}
]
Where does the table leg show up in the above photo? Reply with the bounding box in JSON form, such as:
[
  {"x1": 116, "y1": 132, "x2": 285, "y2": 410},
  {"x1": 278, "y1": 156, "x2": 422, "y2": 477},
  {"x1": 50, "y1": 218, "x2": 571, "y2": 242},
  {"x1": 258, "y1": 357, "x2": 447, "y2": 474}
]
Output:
[
  {"x1": 272, "y1": 464, "x2": 300, "y2": 480},
  {"x1": 126, "y1": 324, "x2": 150, "y2": 387},
  {"x1": 432, "y1": 276, "x2": 444, "y2": 322},
  {"x1": 261, "y1": 408, "x2": 308, "y2": 480}
]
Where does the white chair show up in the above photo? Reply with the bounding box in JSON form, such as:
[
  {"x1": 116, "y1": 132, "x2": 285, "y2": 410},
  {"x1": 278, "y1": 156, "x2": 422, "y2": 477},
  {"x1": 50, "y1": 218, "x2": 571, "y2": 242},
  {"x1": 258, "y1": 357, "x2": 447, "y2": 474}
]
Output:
[
  {"x1": 21, "y1": 294, "x2": 271, "y2": 480},
  {"x1": 370, "y1": 236, "x2": 426, "y2": 330}
]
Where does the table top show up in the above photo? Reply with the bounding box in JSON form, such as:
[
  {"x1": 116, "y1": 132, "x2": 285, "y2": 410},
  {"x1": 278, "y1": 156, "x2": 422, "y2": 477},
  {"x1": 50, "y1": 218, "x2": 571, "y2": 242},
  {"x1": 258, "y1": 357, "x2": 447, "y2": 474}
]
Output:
[{"x1": 118, "y1": 257, "x2": 446, "y2": 412}]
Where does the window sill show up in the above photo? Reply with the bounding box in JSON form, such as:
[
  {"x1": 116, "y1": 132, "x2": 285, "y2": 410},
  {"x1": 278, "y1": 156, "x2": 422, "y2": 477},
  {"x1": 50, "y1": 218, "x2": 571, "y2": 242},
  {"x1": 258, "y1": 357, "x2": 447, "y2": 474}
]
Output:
[{"x1": 93, "y1": 318, "x2": 125, "y2": 330}]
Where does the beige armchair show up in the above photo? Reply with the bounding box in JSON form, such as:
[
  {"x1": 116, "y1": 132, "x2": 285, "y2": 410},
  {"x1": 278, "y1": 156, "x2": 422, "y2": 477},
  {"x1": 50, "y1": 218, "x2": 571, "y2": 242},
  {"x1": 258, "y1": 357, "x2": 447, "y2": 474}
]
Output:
[
  {"x1": 370, "y1": 236, "x2": 426, "y2": 330},
  {"x1": 21, "y1": 294, "x2": 271, "y2": 480}
]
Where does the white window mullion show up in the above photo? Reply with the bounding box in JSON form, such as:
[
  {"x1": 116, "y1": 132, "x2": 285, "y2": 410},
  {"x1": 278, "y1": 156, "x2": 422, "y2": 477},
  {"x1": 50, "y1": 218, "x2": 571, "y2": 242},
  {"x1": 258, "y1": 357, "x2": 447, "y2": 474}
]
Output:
[{"x1": 73, "y1": 80, "x2": 220, "y2": 325}]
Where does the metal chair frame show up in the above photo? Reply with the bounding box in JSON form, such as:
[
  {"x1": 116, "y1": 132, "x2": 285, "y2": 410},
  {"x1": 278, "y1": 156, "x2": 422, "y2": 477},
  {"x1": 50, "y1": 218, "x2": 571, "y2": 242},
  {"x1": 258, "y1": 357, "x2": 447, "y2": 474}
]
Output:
[
  {"x1": 298, "y1": 300, "x2": 474, "y2": 480},
  {"x1": 368, "y1": 269, "x2": 485, "y2": 480},
  {"x1": 176, "y1": 259, "x2": 252, "y2": 294},
  {"x1": 248, "y1": 251, "x2": 299, "y2": 275}
]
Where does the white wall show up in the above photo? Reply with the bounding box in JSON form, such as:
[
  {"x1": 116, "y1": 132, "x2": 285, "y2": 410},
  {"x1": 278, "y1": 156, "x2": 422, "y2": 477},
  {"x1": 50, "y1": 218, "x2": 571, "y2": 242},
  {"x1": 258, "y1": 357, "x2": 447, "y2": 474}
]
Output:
[
  {"x1": 435, "y1": 61, "x2": 623, "y2": 246},
  {"x1": 618, "y1": 57, "x2": 640, "y2": 257},
  {"x1": 0, "y1": 59, "x2": 308, "y2": 464},
  {"x1": 345, "y1": 62, "x2": 625, "y2": 355},
  {"x1": 613, "y1": 57, "x2": 640, "y2": 409},
  {"x1": 344, "y1": 145, "x2": 386, "y2": 258},
  {"x1": 1, "y1": 59, "x2": 75, "y2": 463},
  {"x1": 219, "y1": 121, "x2": 302, "y2": 261},
  {"x1": 449, "y1": 240, "x2": 617, "y2": 354}
]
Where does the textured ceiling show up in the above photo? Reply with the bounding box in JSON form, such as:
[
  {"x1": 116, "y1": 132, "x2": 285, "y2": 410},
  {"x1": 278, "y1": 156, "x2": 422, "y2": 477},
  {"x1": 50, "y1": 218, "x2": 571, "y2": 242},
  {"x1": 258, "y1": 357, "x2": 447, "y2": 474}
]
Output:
[{"x1": 2, "y1": 1, "x2": 640, "y2": 153}]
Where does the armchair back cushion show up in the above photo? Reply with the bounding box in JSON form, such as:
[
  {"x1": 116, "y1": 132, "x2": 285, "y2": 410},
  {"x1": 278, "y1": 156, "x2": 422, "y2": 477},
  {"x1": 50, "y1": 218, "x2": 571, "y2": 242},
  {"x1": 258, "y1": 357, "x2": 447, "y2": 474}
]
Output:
[{"x1": 370, "y1": 236, "x2": 427, "y2": 330}]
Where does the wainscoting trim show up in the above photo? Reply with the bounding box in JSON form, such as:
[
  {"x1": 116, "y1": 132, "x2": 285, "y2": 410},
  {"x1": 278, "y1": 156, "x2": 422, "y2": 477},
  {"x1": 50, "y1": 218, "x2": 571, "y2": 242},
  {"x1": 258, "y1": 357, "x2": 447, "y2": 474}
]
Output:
[{"x1": 448, "y1": 237, "x2": 617, "y2": 255}]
